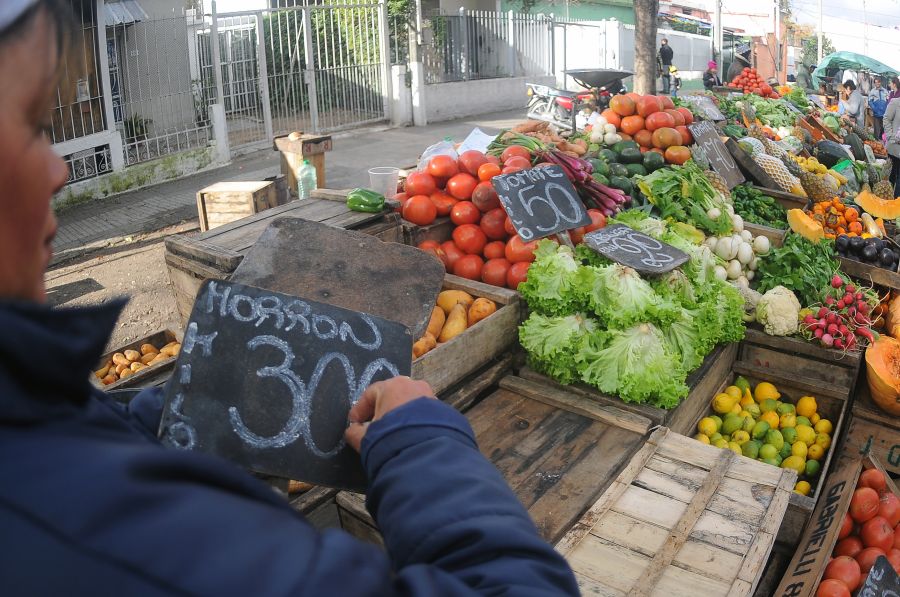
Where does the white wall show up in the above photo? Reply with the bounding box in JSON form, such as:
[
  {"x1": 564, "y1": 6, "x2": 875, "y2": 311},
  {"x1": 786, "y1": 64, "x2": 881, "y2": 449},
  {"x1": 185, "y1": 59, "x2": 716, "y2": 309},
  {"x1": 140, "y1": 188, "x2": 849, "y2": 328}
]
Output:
[{"x1": 424, "y1": 75, "x2": 553, "y2": 121}]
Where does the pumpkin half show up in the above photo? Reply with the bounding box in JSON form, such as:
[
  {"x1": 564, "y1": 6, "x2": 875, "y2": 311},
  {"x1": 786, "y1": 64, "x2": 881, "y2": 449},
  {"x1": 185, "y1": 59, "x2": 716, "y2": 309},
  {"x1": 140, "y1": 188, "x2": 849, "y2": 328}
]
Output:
[
  {"x1": 856, "y1": 189, "x2": 900, "y2": 220},
  {"x1": 865, "y1": 335, "x2": 900, "y2": 415},
  {"x1": 787, "y1": 209, "x2": 825, "y2": 242}
]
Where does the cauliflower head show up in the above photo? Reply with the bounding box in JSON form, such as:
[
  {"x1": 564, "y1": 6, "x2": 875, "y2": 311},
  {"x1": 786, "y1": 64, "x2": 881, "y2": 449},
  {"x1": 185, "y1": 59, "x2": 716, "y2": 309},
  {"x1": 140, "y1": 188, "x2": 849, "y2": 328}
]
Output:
[{"x1": 756, "y1": 286, "x2": 801, "y2": 336}]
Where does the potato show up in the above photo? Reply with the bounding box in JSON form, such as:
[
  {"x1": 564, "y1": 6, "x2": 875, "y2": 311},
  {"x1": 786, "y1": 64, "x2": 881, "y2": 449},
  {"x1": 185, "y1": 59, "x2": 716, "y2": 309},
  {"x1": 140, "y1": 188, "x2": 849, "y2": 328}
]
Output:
[
  {"x1": 436, "y1": 290, "x2": 474, "y2": 315},
  {"x1": 161, "y1": 341, "x2": 178, "y2": 350},
  {"x1": 140, "y1": 353, "x2": 157, "y2": 365},
  {"x1": 412, "y1": 333, "x2": 437, "y2": 359},
  {"x1": 160, "y1": 343, "x2": 181, "y2": 357},
  {"x1": 148, "y1": 353, "x2": 170, "y2": 366},
  {"x1": 124, "y1": 349, "x2": 141, "y2": 363},
  {"x1": 101, "y1": 373, "x2": 118, "y2": 385},
  {"x1": 130, "y1": 362, "x2": 147, "y2": 372},
  {"x1": 467, "y1": 298, "x2": 497, "y2": 327},
  {"x1": 112, "y1": 352, "x2": 130, "y2": 367},
  {"x1": 119, "y1": 368, "x2": 134, "y2": 379},
  {"x1": 95, "y1": 363, "x2": 112, "y2": 379},
  {"x1": 426, "y1": 307, "x2": 445, "y2": 339},
  {"x1": 438, "y1": 303, "x2": 467, "y2": 343},
  {"x1": 115, "y1": 363, "x2": 129, "y2": 375},
  {"x1": 140, "y1": 343, "x2": 159, "y2": 356}
]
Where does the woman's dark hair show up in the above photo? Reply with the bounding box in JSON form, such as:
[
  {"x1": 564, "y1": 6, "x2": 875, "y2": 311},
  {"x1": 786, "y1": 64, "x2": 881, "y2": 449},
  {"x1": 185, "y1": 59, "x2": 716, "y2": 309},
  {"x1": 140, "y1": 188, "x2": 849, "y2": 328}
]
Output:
[
  {"x1": 843, "y1": 80, "x2": 856, "y2": 91},
  {"x1": 891, "y1": 77, "x2": 900, "y2": 90},
  {"x1": 0, "y1": 0, "x2": 75, "y2": 64}
]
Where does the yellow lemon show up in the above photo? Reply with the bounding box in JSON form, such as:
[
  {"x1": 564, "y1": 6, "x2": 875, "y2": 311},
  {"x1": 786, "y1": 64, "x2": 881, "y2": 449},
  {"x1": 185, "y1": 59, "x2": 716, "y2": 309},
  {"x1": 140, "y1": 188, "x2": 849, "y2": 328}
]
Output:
[
  {"x1": 730, "y1": 403, "x2": 743, "y2": 415},
  {"x1": 725, "y1": 386, "x2": 742, "y2": 400},
  {"x1": 815, "y1": 433, "x2": 832, "y2": 450},
  {"x1": 731, "y1": 430, "x2": 751, "y2": 445},
  {"x1": 760, "y1": 398, "x2": 779, "y2": 413},
  {"x1": 795, "y1": 424, "x2": 816, "y2": 446},
  {"x1": 760, "y1": 411, "x2": 780, "y2": 430},
  {"x1": 755, "y1": 382, "x2": 781, "y2": 403},
  {"x1": 780, "y1": 413, "x2": 797, "y2": 429},
  {"x1": 710, "y1": 432, "x2": 723, "y2": 443},
  {"x1": 740, "y1": 393, "x2": 755, "y2": 408},
  {"x1": 814, "y1": 419, "x2": 833, "y2": 435},
  {"x1": 698, "y1": 417, "x2": 718, "y2": 437},
  {"x1": 810, "y1": 413, "x2": 821, "y2": 425},
  {"x1": 791, "y1": 441, "x2": 808, "y2": 459},
  {"x1": 712, "y1": 393, "x2": 737, "y2": 415},
  {"x1": 727, "y1": 441, "x2": 743, "y2": 456},
  {"x1": 796, "y1": 396, "x2": 817, "y2": 418},
  {"x1": 794, "y1": 481, "x2": 811, "y2": 496},
  {"x1": 807, "y1": 443, "x2": 825, "y2": 460},
  {"x1": 782, "y1": 455, "x2": 806, "y2": 475},
  {"x1": 694, "y1": 433, "x2": 711, "y2": 444},
  {"x1": 713, "y1": 438, "x2": 729, "y2": 449},
  {"x1": 738, "y1": 410, "x2": 751, "y2": 419}
]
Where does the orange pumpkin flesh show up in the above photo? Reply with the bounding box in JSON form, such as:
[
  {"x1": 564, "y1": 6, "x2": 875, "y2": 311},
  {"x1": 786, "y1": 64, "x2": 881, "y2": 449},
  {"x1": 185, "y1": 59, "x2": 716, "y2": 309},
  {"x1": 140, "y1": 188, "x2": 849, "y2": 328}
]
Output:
[
  {"x1": 866, "y1": 336, "x2": 900, "y2": 415},
  {"x1": 856, "y1": 189, "x2": 900, "y2": 219}
]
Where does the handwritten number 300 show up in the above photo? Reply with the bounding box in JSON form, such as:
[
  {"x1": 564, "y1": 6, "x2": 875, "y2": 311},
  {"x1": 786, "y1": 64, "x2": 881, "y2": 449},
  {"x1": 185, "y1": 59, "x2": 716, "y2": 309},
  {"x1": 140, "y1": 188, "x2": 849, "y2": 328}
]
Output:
[{"x1": 228, "y1": 335, "x2": 399, "y2": 456}]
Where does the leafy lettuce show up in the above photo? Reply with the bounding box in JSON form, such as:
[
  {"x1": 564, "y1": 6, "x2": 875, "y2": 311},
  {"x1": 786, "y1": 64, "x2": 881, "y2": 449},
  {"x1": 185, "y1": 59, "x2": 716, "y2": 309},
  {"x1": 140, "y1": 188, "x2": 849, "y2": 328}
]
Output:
[
  {"x1": 518, "y1": 240, "x2": 583, "y2": 316},
  {"x1": 519, "y1": 312, "x2": 597, "y2": 384},
  {"x1": 577, "y1": 264, "x2": 679, "y2": 328}
]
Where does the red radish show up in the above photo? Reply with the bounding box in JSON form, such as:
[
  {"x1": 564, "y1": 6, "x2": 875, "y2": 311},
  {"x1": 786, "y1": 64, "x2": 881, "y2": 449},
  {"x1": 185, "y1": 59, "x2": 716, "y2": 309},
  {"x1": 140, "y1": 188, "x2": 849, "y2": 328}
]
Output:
[
  {"x1": 818, "y1": 307, "x2": 830, "y2": 318},
  {"x1": 846, "y1": 284, "x2": 856, "y2": 293},
  {"x1": 832, "y1": 274, "x2": 844, "y2": 288}
]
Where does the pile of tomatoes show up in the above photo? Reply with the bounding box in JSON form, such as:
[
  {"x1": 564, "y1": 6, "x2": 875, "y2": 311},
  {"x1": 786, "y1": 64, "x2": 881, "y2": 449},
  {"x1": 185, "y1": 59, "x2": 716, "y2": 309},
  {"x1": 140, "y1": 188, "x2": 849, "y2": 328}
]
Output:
[
  {"x1": 601, "y1": 94, "x2": 695, "y2": 165},
  {"x1": 816, "y1": 468, "x2": 900, "y2": 597},
  {"x1": 728, "y1": 67, "x2": 780, "y2": 98},
  {"x1": 397, "y1": 147, "x2": 607, "y2": 290}
]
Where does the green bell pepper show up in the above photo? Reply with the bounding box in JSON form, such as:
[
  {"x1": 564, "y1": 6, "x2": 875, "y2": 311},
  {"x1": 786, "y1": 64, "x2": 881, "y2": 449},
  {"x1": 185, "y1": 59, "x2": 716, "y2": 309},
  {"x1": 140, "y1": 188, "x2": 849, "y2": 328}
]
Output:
[{"x1": 346, "y1": 188, "x2": 385, "y2": 213}]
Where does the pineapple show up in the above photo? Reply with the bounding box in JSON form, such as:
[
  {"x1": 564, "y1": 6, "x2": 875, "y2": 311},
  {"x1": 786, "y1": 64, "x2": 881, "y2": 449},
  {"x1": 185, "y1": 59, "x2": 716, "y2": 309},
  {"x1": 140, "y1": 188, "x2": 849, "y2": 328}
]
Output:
[
  {"x1": 852, "y1": 121, "x2": 870, "y2": 141},
  {"x1": 793, "y1": 126, "x2": 814, "y2": 146},
  {"x1": 781, "y1": 154, "x2": 804, "y2": 178},
  {"x1": 691, "y1": 146, "x2": 711, "y2": 170},
  {"x1": 755, "y1": 153, "x2": 798, "y2": 192},
  {"x1": 739, "y1": 137, "x2": 766, "y2": 157},
  {"x1": 704, "y1": 170, "x2": 729, "y2": 197},
  {"x1": 799, "y1": 171, "x2": 832, "y2": 203},
  {"x1": 874, "y1": 180, "x2": 895, "y2": 200}
]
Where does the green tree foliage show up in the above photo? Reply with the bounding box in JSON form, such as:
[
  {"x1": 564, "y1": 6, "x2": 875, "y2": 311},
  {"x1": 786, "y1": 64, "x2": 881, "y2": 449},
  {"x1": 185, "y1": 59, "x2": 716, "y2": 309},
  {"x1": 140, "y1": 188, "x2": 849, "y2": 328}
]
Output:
[{"x1": 801, "y1": 36, "x2": 835, "y2": 66}]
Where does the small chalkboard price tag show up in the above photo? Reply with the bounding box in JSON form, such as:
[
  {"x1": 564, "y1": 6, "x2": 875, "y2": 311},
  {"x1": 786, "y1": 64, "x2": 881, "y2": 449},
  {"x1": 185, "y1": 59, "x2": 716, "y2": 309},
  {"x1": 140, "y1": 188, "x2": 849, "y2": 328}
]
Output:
[
  {"x1": 584, "y1": 224, "x2": 689, "y2": 275},
  {"x1": 681, "y1": 94, "x2": 726, "y2": 121},
  {"x1": 159, "y1": 279, "x2": 412, "y2": 492},
  {"x1": 688, "y1": 120, "x2": 745, "y2": 190},
  {"x1": 859, "y1": 556, "x2": 900, "y2": 597},
  {"x1": 491, "y1": 165, "x2": 592, "y2": 241}
]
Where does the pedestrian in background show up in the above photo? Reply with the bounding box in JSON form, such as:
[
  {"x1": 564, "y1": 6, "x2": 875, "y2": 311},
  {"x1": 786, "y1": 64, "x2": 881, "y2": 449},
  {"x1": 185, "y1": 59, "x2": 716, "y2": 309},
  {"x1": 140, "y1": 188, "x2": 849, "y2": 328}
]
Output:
[
  {"x1": 726, "y1": 53, "x2": 750, "y2": 84},
  {"x1": 796, "y1": 64, "x2": 816, "y2": 92},
  {"x1": 703, "y1": 61, "x2": 721, "y2": 91},
  {"x1": 888, "y1": 77, "x2": 900, "y2": 102},
  {"x1": 868, "y1": 76, "x2": 890, "y2": 141},
  {"x1": 658, "y1": 38, "x2": 674, "y2": 94},
  {"x1": 884, "y1": 97, "x2": 900, "y2": 196},
  {"x1": 669, "y1": 66, "x2": 682, "y2": 97},
  {"x1": 840, "y1": 80, "x2": 866, "y2": 125}
]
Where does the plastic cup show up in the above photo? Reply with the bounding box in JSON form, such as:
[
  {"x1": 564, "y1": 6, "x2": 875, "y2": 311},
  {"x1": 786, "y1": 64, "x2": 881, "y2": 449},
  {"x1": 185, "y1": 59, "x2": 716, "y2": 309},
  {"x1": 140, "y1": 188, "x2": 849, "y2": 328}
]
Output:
[{"x1": 368, "y1": 167, "x2": 400, "y2": 199}]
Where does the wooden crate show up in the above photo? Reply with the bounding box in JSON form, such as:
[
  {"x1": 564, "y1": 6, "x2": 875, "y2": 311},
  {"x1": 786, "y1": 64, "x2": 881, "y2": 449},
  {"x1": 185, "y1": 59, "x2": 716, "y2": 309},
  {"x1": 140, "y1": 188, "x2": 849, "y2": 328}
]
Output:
[
  {"x1": 518, "y1": 341, "x2": 739, "y2": 435},
  {"x1": 165, "y1": 189, "x2": 402, "y2": 324},
  {"x1": 273, "y1": 133, "x2": 332, "y2": 192},
  {"x1": 744, "y1": 222, "x2": 787, "y2": 248},
  {"x1": 775, "y1": 453, "x2": 899, "y2": 597},
  {"x1": 196, "y1": 181, "x2": 279, "y2": 232},
  {"x1": 91, "y1": 329, "x2": 182, "y2": 391},
  {"x1": 556, "y1": 427, "x2": 795, "y2": 596},
  {"x1": 334, "y1": 374, "x2": 653, "y2": 546},
  {"x1": 412, "y1": 275, "x2": 521, "y2": 396},
  {"x1": 844, "y1": 382, "x2": 900, "y2": 476},
  {"x1": 838, "y1": 255, "x2": 900, "y2": 291}
]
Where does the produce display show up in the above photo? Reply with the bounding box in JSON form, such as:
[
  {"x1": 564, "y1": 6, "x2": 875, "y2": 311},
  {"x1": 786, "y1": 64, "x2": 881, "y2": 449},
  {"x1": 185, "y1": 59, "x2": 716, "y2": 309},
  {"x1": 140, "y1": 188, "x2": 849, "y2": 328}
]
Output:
[
  {"x1": 726, "y1": 67, "x2": 780, "y2": 98},
  {"x1": 413, "y1": 290, "x2": 497, "y2": 359},
  {"x1": 798, "y1": 274, "x2": 880, "y2": 351},
  {"x1": 695, "y1": 379, "x2": 833, "y2": 495},
  {"x1": 95, "y1": 341, "x2": 180, "y2": 385},
  {"x1": 814, "y1": 468, "x2": 900, "y2": 595},
  {"x1": 730, "y1": 184, "x2": 788, "y2": 230}
]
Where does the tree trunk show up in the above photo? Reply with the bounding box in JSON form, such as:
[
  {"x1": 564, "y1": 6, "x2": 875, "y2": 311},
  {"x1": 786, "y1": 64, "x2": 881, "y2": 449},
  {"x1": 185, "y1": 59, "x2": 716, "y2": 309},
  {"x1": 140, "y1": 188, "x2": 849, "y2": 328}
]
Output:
[{"x1": 633, "y1": 0, "x2": 659, "y2": 95}]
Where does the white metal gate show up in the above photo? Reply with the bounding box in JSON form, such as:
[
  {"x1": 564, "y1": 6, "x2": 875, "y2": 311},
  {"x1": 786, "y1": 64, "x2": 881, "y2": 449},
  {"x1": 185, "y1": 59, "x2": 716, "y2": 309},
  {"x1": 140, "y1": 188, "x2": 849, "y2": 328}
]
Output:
[{"x1": 201, "y1": 1, "x2": 390, "y2": 151}]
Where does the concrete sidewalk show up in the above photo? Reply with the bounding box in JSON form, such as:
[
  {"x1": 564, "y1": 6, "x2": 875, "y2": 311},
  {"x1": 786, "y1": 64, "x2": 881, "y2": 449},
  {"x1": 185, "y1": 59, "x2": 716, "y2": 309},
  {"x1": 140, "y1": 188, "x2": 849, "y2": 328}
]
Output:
[{"x1": 51, "y1": 109, "x2": 524, "y2": 264}]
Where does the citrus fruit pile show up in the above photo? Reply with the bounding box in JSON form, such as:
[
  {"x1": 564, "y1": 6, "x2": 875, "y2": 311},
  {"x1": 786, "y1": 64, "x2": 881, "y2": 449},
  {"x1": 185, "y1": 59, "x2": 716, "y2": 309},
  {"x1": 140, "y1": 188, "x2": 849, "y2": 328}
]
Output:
[
  {"x1": 816, "y1": 468, "x2": 900, "y2": 597},
  {"x1": 694, "y1": 378, "x2": 833, "y2": 495}
]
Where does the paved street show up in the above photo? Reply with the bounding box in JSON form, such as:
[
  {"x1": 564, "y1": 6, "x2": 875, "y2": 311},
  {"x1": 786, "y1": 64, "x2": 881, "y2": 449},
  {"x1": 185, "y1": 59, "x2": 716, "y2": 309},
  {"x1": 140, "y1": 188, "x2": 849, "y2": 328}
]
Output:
[{"x1": 52, "y1": 110, "x2": 524, "y2": 264}]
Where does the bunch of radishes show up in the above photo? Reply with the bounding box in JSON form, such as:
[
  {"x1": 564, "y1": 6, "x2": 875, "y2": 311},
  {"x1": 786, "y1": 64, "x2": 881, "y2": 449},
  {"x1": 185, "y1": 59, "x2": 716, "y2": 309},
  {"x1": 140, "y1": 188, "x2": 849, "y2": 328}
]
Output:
[{"x1": 800, "y1": 275, "x2": 879, "y2": 351}]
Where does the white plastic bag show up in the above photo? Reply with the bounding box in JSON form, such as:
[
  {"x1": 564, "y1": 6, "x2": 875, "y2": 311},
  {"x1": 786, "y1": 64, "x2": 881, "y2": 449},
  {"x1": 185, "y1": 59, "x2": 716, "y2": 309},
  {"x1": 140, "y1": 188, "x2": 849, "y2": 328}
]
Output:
[{"x1": 418, "y1": 139, "x2": 458, "y2": 170}]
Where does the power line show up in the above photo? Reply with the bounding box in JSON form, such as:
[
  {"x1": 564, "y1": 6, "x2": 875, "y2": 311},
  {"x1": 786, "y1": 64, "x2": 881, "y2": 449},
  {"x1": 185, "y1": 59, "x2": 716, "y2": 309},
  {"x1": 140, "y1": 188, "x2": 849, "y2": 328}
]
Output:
[{"x1": 791, "y1": 0, "x2": 900, "y2": 21}]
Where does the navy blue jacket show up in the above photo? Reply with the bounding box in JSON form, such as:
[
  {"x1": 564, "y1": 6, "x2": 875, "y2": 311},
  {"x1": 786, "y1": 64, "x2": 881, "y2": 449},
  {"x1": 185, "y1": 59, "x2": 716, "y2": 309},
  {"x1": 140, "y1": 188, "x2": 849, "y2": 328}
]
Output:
[{"x1": 0, "y1": 301, "x2": 578, "y2": 595}]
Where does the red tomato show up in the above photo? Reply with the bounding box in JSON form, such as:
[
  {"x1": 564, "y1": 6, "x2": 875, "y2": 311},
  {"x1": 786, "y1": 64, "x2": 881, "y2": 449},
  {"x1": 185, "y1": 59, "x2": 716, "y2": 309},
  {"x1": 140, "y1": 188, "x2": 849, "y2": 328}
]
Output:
[
  {"x1": 417, "y1": 240, "x2": 441, "y2": 251},
  {"x1": 481, "y1": 258, "x2": 511, "y2": 287},
  {"x1": 458, "y1": 150, "x2": 488, "y2": 177},
  {"x1": 504, "y1": 215, "x2": 517, "y2": 236},
  {"x1": 472, "y1": 181, "x2": 501, "y2": 212},
  {"x1": 658, "y1": 95, "x2": 675, "y2": 110},
  {"x1": 824, "y1": 555, "x2": 862, "y2": 592},
  {"x1": 834, "y1": 536, "x2": 864, "y2": 558},
  {"x1": 860, "y1": 469, "x2": 887, "y2": 494},
  {"x1": 879, "y1": 493, "x2": 900, "y2": 527},
  {"x1": 501, "y1": 145, "x2": 531, "y2": 163},
  {"x1": 569, "y1": 226, "x2": 585, "y2": 244},
  {"x1": 480, "y1": 208, "x2": 509, "y2": 241},
  {"x1": 402, "y1": 194, "x2": 437, "y2": 226},
  {"x1": 441, "y1": 241, "x2": 464, "y2": 270},
  {"x1": 839, "y1": 513, "x2": 854, "y2": 540},
  {"x1": 816, "y1": 579, "x2": 851, "y2": 597},
  {"x1": 585, "y1": 209, "x2": 607, "y2": 233},
  {"x1": 851, "y1": 488, "x2": 881, "y2": 523},
  {"x1": 450, "y1": 201, "x2": 481, "y2": 225},
  {"x1": 483, "y1": 240, "x2": 507, "y2": 260},
  {"x1": 485, "y1": 154, "x2": 501, "y2": 166},
  {"x1": 501, "y1": 166, "x2": 524, "y2": 175},
  {"x1": 895, "y1": 524, "x2": 900, "y2": 549},
  {"x1": 504, "y1": 156, "x2": 532, "y2": 170},
  {"x1": 405, "y1": 171, "x2": 437, "y2": 196},
  {"x1": 395, "y1": 191, "x2": 408, "y2": 202},
  {"x1": 420, "y1": 246, "x2": 449, "y2": 271},
  {"x1": 664, "y1": 108, "x2": 685, "y2": 127},
  {"x1": 453, "y1": 254, "x2": 484, "y2": 280},
  {"x1": 677, "y1": 107, "x2": 694, "y2": 124},
  {"x1": 453, "y1": 224, "x2": 488, "y2": 255},
  {"x1": 676, "y1": 125, "x2": 693, "y2": 145},
  {"x1": 862, "y1": 516, "x2": 895, "y2": 551},
  {"x1": 505, "y1": 235, "x2": 538, "y2": 263},
  {"x1": 478, "y1": 162, "x2": 502, "y2": 182},
  {"x1": 427, "y1": 155, "x2": 459, "y2": 179},
  {"x1": 430, "y1": 191, "x2": 456, "y2": 217},
  {"x1": 890, "y1": 549, "x2": 900, "y2": 574},
  {"x1": 447, "y1": 173, "x2": 479, "y2": 200},
  {"x1": 857, "y1": 547, "x2": 887, "y2": 574},
  {"x1": 507, "y1": 261, "x2": 530, "y2": 289}
]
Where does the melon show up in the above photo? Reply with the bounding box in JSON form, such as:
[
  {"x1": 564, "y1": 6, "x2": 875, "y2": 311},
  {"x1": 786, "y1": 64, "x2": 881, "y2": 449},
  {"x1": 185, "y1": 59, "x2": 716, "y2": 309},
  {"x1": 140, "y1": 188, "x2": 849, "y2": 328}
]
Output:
[
  {"x1": 787, "y1": 209, "x2": 825, "y2": 242},
  {"x1": 816, "y1": 140, "x2": 852, "y2": 168},
  {"x1": 856, "y1": 189, "x2": 900, "y2": 219},
  {"x1": 866, "y1": 336, "x2": 900, "y2": 416}
]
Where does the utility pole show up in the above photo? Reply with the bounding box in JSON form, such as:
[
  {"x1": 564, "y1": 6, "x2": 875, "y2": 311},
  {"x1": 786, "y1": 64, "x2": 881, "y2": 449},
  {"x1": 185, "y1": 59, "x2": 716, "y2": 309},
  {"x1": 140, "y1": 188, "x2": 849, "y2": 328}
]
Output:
[
  {"x1": 817, "y1": 0, "x2": 823, "y2": 63},
  {"x1": 774, "y1": 0, "x2": 780, "y2": 77},
  {"x1": 862, "y1": 0, "x2": 868, "y2": 55},
  {"x1": 714, "y1": 0, "x2": 722, "y2": 64}
]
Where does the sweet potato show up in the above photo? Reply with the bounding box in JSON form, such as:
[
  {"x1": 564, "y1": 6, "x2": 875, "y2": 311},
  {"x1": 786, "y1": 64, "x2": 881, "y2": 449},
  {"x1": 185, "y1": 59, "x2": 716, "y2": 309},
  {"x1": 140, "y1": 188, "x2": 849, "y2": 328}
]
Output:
[
  {"x1": 95, "y1": 361, "x2": 112, "y2": 379},
  {"x1": 112, "y1": 352, "x2": 130, "y2": 367},
  {"x1": 436, "y1": 290, "x2": 474, "y2": 315},
  {"x1": 101, "y1": 373, "x2": 117, "y2": 386},
  {"x1": 426, "y1": 306, "x2": 446, "y2": 339},
  {"x1": 130, "y1": 362, "x2": 147, "y2": 373},
  {"x1": 124, "y1": 349, "x2": 141, "y2": 362},
  {"x1": 160, "y1": 343, "x2": 181, "y2": 357},
  {"x1": 140, "y1": 352, "x2": 157, "y2": 365},
  {"x1": 438, "y1": 303, "x2": 468, "y2": 343},
  {"x1": 413, "y1": 333, "x2": 437, "y2": 358},
  {"x1": 140, "y1": 343, "x2": 159, "y2": 356},
  {"x1": 467, "y1": 298, "x2": 497, "y2": 327},
  {"x1": 119, "y1": 368, "x2": 134, "y2": 379}
]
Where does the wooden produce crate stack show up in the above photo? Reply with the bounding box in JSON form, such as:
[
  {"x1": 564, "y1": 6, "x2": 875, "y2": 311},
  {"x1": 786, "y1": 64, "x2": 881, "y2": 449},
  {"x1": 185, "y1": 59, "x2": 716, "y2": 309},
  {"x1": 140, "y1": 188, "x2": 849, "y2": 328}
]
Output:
[
  {"x1": 557, "y1": 428, "x2": 795, "y2": 596},
  {"x1": 196, "y1": 180, "x2": 285, "y2": 232},
  {"x1": 844, "y1": 383, "x2": 900, "y2": 477},
  {"x1": 273, "y1": 133, "x2": 332, "y2": 193}
]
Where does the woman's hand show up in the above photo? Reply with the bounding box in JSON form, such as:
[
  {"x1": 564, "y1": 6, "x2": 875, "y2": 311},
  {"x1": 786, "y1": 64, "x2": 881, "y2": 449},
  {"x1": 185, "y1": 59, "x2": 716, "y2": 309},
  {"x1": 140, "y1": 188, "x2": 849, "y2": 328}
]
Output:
[{"x1": 345, "y1": 377, "x2": 436, "y2": 452}]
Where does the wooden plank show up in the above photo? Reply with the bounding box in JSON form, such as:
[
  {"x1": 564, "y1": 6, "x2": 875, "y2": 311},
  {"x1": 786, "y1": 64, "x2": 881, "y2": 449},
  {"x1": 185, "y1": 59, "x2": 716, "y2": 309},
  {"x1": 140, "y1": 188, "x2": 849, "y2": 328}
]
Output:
[
  {"x1": 499, "y1": 376, "x2": 653, "y2": 435},
  {"x1": 289, "y1": 486, "x2": 339, "y2": 515},
  {"x1": 655, "y1": 433, "x2": 784, "y2": 486},
  {"x1": 838, "y1": 255, "x2": 900, "y2": 291},
  {"x1": 441, "y1": 274, "x2": 520, "y2": 305},
  {"x1": 667, "y1": 342, "x2": 738, "y2": 435},
  {"x1": 164, "y1": 235, "x2": 242, "y2": 272},
  {"x1": 737, "y1": 474, "x2": 795, "y2": 588},
  {"x1": 439, "y1": 354, "x2": 514, "y2": 413},
  {"x1": 737, "y1": 345, "x2": 855, "y2": 397},
  {"x1": 731, "y1": 362, "x2": 848, "y2": 401},
  {"x1": 741, "y1": 327, "x2": 861, "y2": 368},
  {"x1": 743, "y1": 222, "x2": 786, "y2": 248}
]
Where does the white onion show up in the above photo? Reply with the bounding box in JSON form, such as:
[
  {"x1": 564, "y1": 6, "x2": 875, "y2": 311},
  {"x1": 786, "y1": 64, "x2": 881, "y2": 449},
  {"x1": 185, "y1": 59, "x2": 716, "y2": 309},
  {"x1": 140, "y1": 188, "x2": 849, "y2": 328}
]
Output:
[
  {"x1": 714, "y1": 237, "x2": 733, "y2": 260},
  {"x1": 714, "y1": 265, "x2": 728, "y2": 281},
  {"x1": 731, "y1": 214, "x2": 744, "y2": 232},
  {"x1": 748, "y1": 256, "x2": 758, "y2": 271},
  {"x1": 740, "y1": 230, "x2": 753, "y2": 242},
  {"x1": 737, "y1": 242, "x2": 754, "y2": 265},
  {"x1": 726, "y1": 259, "x2": 743, "y2": 280},
  {"x1": 746, "y1": 270, "x2": 755, "y2": 281},
  {"x1": 603, "y1": 123, "x2": 617, "y2": 134},
  {"x1": 707, "y1": 208, "x2": 722, "y2": 220},
  {"x1": 753, "y1": 235, "x2": 771, "y2": 255}
]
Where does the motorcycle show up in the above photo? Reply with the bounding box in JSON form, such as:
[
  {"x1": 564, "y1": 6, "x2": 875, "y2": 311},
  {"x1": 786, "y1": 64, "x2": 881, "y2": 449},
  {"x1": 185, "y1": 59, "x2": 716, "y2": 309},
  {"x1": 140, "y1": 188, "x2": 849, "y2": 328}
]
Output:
[{"x1": 526, "y1": 69, "x2": 632, "y2": 131}]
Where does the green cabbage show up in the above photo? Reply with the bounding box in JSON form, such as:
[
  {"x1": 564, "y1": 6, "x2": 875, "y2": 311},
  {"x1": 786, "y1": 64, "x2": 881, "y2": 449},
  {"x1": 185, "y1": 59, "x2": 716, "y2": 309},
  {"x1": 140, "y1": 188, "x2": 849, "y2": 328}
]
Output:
[
  {"x1": 517, "y1": 240, "x2": 583, "y2": 316},
  {"x1": 518, "y1": 312, "x2": 597, "y2": 384},
  {"x1": 577, "y1": 264, "x2": 679, "y2": 328}
]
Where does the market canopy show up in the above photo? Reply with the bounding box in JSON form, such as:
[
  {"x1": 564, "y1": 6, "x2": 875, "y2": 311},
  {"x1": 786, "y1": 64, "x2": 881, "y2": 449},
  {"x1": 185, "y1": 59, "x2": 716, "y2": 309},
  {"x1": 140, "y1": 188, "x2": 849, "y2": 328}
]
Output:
[{"x1": 812, "y1": 51, "x2": 899, "y2": 87}]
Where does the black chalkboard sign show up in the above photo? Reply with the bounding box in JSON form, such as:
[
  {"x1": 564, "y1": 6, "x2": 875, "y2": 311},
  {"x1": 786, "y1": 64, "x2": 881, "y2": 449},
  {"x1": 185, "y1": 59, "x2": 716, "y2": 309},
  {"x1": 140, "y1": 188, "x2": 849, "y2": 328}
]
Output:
[
  {"x1": 859, "y1": 556, "x2": 900, "y2": 597},
  {"x1": 159, "y1": 279, "x2": 412, "y2": 491},
  {"x1": 584, "y1": 224, "x2": 689, "y2": 275},
  {"x1": 681, "y1": 94, "x2": 726, "y2": 121},
  {"x1": 490, "y1": 165, "x2": 592, "y2": 241},
  {"x1": 689, "y1": 121, "x2": 745, "y2": 190}
]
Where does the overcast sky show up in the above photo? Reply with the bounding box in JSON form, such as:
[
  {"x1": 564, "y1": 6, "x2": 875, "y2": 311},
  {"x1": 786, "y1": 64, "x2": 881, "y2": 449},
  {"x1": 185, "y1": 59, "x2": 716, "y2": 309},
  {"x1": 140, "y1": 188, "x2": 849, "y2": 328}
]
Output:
[{"x1": 789, "y1": 0, "x2": 900, "y2": 32}]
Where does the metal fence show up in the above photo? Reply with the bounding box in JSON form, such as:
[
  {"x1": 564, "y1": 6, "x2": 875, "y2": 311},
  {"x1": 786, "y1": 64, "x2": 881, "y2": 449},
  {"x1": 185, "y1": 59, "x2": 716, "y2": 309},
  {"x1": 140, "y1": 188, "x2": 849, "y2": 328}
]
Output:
[{"x1": 422, "y1": 10, "x2": 553, "y2": 85}]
